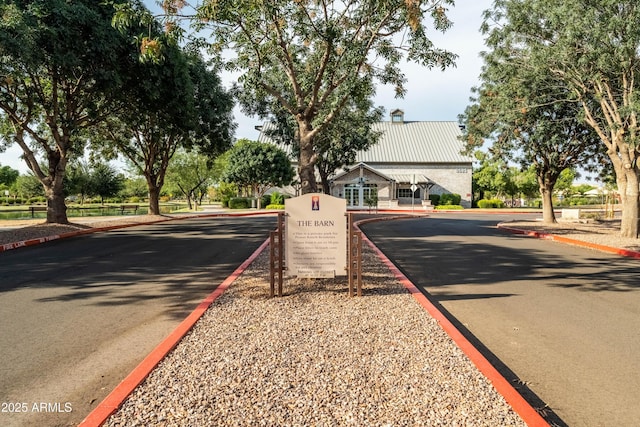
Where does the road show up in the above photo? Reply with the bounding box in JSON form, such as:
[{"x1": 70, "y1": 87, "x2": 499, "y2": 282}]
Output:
[
  {"x1": 0, "y1": 215, "x2": 275, "y2": 427},
  {"x1": 361, "y1": 213, "x2": 640, "y2": 427}
]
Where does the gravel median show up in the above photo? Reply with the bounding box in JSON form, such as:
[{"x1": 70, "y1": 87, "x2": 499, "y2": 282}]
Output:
[{"x1": 104, "y1": 245, "x2": 526, "y2": 427}]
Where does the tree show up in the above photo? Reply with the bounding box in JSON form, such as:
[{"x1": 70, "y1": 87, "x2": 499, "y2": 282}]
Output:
[
  {"x1": 482, "y1": 0, "x2": 640, "y2": 235},
  {"x1": 144, "y1": 0, "x2": 456, "y2": 194},
  {"x1": 221, "y1": 140, "x2": 294, "y2": 208},
  {"x1": 100, "y1": 38, "x2": 234, "y2": 215},
  {"x1": 261, "y1": 99, "x2": 384, "y2": 194},
  {"x1": 119, "y1": 176, "x2": 148, "y2": 200},
  {"x1": 471, "y1": 151, "x2": 513, "y2": 201},
  {"x1": 460, "y1": 7, "x2": 603, "y2": 223},
  {"x1": 90, "y1": 163, "x2": 124, "y2": 204},
  {"x1": 65, "y1": 161, "x2": 93, "y2": 204},
  {"x1": 165, "y1": 150, "x2": 215, "y2": 209},
  {"x1": 0, "y1": 0, "x2": 138, "y2": 223},
  {"x1": 0, "y1": 165, "x2": 19, "y2": 187},
  {"x1": 15, "y1": 173, "x2": 44, "y2": 200},
  {"x1": 514, "y1": 166, "x2": 542, "y2": 204}
]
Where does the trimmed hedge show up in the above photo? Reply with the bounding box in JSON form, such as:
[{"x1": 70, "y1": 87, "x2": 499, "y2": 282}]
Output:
[
  {"x1": 440, "y1": 193, "x2": 461, "y2": 205},
  {"x1": 435, "y1": 204, "x2": 464, "y2": 210},
  {"x1": 477, "y1": 199, "x2": 505, "y2": 208},
  {"x1": 229, "y1": 197, "x2": 251, "y2": 209},
  {"x1": 265, "y1": 204, "x2": 285, "y2": 210}
]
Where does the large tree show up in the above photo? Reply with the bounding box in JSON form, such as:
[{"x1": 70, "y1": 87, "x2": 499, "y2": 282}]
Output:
[
  {"x1": 149, "y1": 0, "x2": 456, "y2": 194},
  {"x1": 100, "y1": 40, "x2": 234, "y2": 214},
  {"x1": 483, "y1": 0, "x2": 640, "y2": 236},
  {"x1": 461, "y1": 5, "x2": 604, "y2": 223},
  {"x1": 461, "y1": 64, "x2": 602, "y2": 222},
  {"x1": 258, "y1": 92, "x2": 385, "y2": 194},
  {"x1": 0, "y1": 0, "x2": 137, "y2": 223}
]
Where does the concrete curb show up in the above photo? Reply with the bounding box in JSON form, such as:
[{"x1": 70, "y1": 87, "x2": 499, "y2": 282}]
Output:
[
  {"x1": 497, "y1": 224, "x2": 640, "y2": 260},
  {"x1": 354, "y1": 217, "x2": 550, "y2": 427},
  {"x1": 78, "y1": 237, "x2": 271, "y2": 427}
]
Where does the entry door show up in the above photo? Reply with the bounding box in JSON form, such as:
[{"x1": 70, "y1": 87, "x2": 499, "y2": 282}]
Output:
[{"x1": 344, "y1": 186, "x2": 360, "y2": 207}]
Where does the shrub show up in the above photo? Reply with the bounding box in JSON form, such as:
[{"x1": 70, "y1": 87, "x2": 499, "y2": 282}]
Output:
[
  {"x1": 435, "y1": 204, "x2": 464, "y2": 210},
  {"x1": 569, "y1": 197, "x2": 592, "y2": 206},
  {"x1": 477, "y1": 199, "x2": 505, "y2": 208},
  {"x1": 440, "y1": 193, "x2": 461, "y2": 205},
  {"x1": 428, "y1": 194, "x2": 440, "y2": 206},
  {"x1": 229, "y1": 197, "x2": 251, "y2": 209},
  {"x1": 265, "y1": 204, "x2": 285, "y2": 210},
  {"x1": 271, "y1": 191, "x2": 284, "y2": 205}
]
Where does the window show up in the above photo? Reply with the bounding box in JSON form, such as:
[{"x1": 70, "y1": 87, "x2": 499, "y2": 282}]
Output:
[
  {"x1": 397, "y1": 188, "x2": 419, "y2": 199},
  {"x1": 362, "y1": 184, "x2": 377, "y2": 201}
]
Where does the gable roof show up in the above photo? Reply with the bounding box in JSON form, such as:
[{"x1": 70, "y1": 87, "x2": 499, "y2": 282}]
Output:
[
  {"x1": 330, "y1": 162, "x2": 395, "y2": 183},
  {"x1": 357, "y1": 121, "x2": 472, "y2": 164},
  {"x1": 256, "y1": 120, "x2": 472, "y2": 165}
]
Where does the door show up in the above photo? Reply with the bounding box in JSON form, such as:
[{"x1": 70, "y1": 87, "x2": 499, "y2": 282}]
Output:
[{"x1": 344, "y1": 185, "x2": 360, "y2": 207}]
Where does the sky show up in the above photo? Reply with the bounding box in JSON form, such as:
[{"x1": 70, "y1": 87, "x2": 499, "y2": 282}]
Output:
[{"x1": 1, "y1": 0, "x2": 493, "y2": 174}]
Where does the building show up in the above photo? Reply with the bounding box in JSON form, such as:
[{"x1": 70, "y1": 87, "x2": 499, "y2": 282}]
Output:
[{"x1": 259, "y1": 109, "x2": 473, "y2": 209}]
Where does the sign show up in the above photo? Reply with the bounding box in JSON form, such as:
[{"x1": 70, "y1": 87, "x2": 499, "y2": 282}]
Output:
[{"x1": 285, "y1": 193, "x2": 346, "y2": 278}]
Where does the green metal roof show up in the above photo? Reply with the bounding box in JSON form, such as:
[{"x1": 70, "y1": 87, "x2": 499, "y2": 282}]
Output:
[
  {"x1": 357, "y1": 121, "x2": 472, "y2": 164},
  {"x1": 257, "y1": 120, "x2": 472, "y2": 165}
]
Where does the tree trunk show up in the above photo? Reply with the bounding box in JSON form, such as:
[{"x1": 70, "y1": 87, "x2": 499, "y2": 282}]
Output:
[
  {"x1": 617, "y1": 169, "x2": 639, "y2": 238},
  {"x1": 539, "y1": 181, "x2": 557, "y2": 224},
  {"x1": 297, "y1": 121, "x2": 318, "y2": 194},
  {"x1": 148, "y1": 184, "x2": 161, "y2": 215},
  {"x1": 45, "y1": 183, "x2": 68, "y2": 224},
  {"x1": 318, "y1": 166, "x2": 331, "y2": 195},
  {"x1": 43, "y1": 155, "x2": 69, "y2": 224}
]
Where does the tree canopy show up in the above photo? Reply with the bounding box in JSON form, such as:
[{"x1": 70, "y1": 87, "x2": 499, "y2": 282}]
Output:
[
  {"x1": 481, "y1": 0, "x2": 640, "y2": 236},
  {"x1": 0, "y1": 0, "x2": 138, "y2": 223},
  {"x1": 147, "y1": 0, "x2": 457, "y2": 194},
  {"x1": 221, "y1": 139, "x2": 294, "y2": 207},
  {"x1": 460, "y1": 11, "x2": 603, "y2": 223},
  {"x1": 165, "y1": 149, "x2": 215, "y2": 209},
  {"x1": 98, "y1": 24, "x2": 235, "y2": 214}
]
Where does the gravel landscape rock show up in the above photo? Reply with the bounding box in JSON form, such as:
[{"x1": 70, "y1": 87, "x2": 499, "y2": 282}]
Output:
[{"x1": 104, "y1": 246, "x2": 527, "y2": 427}]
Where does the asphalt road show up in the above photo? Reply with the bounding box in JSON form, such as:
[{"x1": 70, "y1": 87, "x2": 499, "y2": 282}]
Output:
[
  {"x1": 0, "y1": 215, "x2": 276, "y2": 427},
  {"x1": 361, "y1": 213, "x2": 640, "y2": 427}
]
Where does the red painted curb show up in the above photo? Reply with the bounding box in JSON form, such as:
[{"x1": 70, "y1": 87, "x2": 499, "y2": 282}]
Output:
[
  {"x1": 78, "y1": 237, "x2": 270, "y2": 427},
  {"x1": 0, "y1": 212, "x2": 279, "y2": 254},
  {"x1": 497, "y1": 225, "x2": 640, "y2": 260},
  {"x1": 354, "y1": 218, "x2": 550, "y2": 427}
]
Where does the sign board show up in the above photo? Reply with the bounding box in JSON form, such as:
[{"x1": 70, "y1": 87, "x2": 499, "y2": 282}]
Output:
[{"x1": 285, "y1": 193, "x2": 347, "y2": 278}]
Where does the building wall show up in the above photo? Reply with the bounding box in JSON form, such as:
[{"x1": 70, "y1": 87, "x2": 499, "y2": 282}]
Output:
[{"x1": 370, "y1": 163, "x2": 472, "y2": 208}]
